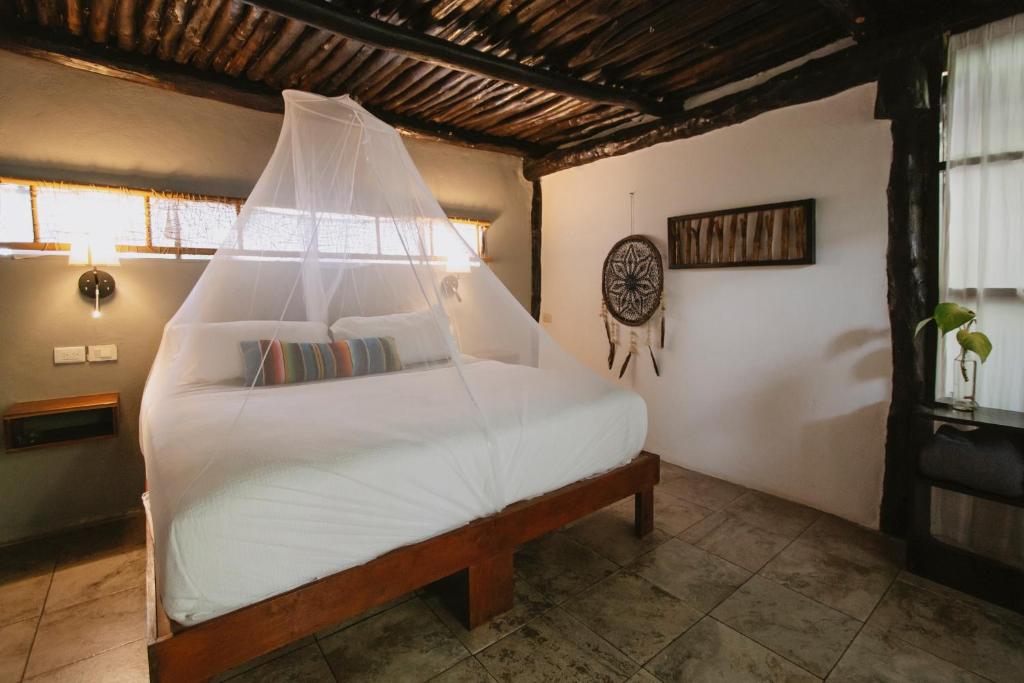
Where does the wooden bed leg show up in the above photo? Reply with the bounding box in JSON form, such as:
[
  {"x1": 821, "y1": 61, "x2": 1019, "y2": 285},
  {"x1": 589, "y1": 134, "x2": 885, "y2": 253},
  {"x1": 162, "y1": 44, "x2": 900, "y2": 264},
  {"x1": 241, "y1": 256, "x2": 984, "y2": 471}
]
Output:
[
  {"x1": 635, "y1": 487, "x2": 654, "y2": 538},
  {"x1": 465, "y1": 549, "x2": 514, "y2": 629}
]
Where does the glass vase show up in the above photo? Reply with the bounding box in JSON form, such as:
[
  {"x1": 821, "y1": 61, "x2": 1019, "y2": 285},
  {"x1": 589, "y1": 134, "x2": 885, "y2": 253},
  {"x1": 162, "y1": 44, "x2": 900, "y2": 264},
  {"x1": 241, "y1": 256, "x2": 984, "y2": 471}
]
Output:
[{"x1": 952, "y1": 354, "x2": 978, "y2": 412}]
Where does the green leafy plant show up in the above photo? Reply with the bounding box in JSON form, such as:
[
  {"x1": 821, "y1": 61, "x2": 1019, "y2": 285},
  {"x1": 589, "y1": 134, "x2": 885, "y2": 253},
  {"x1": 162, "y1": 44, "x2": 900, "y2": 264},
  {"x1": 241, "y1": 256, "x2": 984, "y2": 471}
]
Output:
[{"x1": 915, "y1": 302, "x2": 993, "y2": 380}]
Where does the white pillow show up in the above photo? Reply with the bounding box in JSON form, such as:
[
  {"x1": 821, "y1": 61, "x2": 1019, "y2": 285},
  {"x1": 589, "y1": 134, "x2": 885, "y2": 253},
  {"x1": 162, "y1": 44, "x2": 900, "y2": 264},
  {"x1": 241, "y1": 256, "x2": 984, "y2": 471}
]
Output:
[
  {"x1": 330, "y1": 308, "x2": 452, "y2": 365},
  {"x1": 174, "y1": 320, "x2": 330, "y2": 385}
]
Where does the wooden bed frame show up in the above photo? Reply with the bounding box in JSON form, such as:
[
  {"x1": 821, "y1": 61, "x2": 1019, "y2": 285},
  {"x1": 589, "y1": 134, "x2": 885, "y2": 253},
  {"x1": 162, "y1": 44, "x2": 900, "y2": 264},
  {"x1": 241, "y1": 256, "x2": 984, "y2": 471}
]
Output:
[{"x1": 146, "y1": 451, "x2": 660, "y2": 682}]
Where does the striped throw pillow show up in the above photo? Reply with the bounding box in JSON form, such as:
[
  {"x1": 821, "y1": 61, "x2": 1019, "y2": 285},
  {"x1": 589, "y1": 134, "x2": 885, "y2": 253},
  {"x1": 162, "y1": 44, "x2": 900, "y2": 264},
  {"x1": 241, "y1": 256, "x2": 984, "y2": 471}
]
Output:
[{"x1": 240, "y1": 337, "x2": 402, "y2": 387}]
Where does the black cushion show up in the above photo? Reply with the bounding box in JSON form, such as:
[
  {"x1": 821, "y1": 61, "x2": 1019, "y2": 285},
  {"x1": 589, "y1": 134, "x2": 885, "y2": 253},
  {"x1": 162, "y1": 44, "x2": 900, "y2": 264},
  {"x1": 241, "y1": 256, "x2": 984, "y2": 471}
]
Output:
[{"x1": 920, "y1": 425, "x2": 1024, "y2": 497}]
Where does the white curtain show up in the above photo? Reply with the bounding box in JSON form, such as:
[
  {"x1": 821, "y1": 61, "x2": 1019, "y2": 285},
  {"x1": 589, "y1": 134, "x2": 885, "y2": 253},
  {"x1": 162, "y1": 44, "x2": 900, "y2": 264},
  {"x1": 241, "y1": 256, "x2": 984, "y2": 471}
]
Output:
[
  {"x1": 940, "y1": 13, "x2": 1024, "y2": 410},
  {"x1": 933, "y1": 14, "x2": 1024, "y2": 569}
]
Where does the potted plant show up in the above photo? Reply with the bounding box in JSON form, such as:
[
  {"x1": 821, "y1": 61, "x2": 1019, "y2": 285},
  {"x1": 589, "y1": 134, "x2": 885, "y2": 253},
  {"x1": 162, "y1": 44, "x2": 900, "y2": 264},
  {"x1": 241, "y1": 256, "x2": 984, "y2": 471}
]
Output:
[{"x1": 916, "y1": 302, "x2": 993, "y2": 411}]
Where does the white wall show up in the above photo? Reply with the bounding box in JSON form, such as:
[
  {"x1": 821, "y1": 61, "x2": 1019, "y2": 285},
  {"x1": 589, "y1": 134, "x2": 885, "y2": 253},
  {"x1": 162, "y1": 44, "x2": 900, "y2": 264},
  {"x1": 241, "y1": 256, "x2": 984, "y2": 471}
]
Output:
[
  {"x1": 542, "y1": 84, "x2": 892, "y2": 528},
  {"x1": 0, "y1": 50, "x2": 532, "y2": 543}
]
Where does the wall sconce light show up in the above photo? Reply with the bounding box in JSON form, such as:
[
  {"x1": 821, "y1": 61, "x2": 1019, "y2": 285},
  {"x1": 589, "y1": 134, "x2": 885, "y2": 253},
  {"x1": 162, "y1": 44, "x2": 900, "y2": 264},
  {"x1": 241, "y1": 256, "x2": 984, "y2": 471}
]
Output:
[{"x1": 69, "y1": 232, "x2": 119, "y2": 318}]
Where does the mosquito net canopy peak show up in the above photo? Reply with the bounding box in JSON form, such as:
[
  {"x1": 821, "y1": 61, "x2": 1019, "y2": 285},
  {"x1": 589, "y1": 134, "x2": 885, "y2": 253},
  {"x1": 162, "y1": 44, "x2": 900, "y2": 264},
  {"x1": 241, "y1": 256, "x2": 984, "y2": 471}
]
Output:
[{"x1": 139, "y1": 91, "x2": 645, "y2": 626}]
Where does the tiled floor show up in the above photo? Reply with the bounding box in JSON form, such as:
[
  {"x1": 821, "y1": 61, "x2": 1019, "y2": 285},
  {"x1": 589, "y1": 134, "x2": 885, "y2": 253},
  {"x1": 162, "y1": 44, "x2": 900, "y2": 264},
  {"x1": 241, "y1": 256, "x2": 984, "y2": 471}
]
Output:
[{"x1": 2, "y1": 461, "x2": 1023, "y2": 682}]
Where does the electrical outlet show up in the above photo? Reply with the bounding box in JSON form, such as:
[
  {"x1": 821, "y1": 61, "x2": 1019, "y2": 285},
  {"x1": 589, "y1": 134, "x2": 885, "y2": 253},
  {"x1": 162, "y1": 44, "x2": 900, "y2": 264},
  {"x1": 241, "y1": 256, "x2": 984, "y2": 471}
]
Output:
[
  {"x1": 54, "y1": 346, "x2": 86, "y2": 364},
  {"x1": 87, "y1": 344, "x2": 118, "y2": 362}
]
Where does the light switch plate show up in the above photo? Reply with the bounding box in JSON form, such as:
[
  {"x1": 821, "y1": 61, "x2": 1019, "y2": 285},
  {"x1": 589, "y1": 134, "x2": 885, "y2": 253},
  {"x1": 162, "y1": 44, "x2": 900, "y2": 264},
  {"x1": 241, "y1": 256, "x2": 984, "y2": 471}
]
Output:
[
  {"x1": 54, "y1": 346, "x2": 86, "y2": 364},
  {"x1": 87, "y1": 344, "x2": 118, "y2": 362}
]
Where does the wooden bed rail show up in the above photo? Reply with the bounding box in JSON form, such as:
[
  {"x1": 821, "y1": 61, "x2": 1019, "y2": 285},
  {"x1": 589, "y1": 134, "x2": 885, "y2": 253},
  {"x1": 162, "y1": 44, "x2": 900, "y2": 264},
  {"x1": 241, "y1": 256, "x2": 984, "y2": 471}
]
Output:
[{"x1": 146, "y1": 451, "x2": 660, "y2": 682}]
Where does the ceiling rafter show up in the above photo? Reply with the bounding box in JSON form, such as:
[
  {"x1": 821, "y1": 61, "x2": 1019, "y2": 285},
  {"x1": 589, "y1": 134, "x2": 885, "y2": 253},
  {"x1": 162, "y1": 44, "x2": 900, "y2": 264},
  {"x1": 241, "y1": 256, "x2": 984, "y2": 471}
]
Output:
[
  {"x1": 243, "y1": 0, "x2": 674, "y2": 116},
  {"x1": 0, "y1": 24, "x2": 546, "y2": 158}
]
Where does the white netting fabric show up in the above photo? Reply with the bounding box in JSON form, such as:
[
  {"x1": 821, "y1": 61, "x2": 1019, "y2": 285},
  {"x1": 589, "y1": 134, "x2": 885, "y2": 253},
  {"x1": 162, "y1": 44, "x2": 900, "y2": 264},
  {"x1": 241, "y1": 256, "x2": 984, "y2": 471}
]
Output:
[{"x1": 139, "y1": 91, "x2": 645, "y2": 625}]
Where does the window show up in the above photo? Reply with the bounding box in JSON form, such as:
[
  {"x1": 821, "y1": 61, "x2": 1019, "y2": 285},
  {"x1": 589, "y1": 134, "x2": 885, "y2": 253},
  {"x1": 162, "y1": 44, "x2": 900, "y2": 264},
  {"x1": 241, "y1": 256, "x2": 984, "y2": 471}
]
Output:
[
  {"x1": 939, "y1": 16, "x2": 1024, "y2": 411},
  {"x1": 0, "y1": 177, "x2": 241, "y2": 257},
  {"x1": 0, "y1": 177, "x2": 488, "y2": 262}
]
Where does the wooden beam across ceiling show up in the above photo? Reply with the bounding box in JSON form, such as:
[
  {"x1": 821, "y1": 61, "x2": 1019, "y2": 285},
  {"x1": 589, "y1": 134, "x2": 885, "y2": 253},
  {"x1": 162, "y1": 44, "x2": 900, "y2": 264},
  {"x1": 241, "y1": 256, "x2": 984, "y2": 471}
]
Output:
[
  {"x1": 522, "y1": 36, "x2": 925, "y2": 180},
  {"x1": 815, "y1": 0, "x2": 876, "y2": 40},
  {"x1": 0, "y1": 25, "x2": 545, "y2": 158},
  {"x1": 243, "y1": 0, "x2": 674, "y2": 117},
  {"x1": 523, "y1": 0, "x2": 1024, "y2": 179}
]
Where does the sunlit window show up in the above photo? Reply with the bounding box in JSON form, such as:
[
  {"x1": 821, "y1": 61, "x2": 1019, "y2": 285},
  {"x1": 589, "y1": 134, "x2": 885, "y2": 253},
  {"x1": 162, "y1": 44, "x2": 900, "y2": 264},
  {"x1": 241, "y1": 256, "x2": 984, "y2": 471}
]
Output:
[
  {"x1": 0, "y1": 178, "x2": 488, "y2": 262},
  {"x1": 35, "y1": 186, "x2": 147, "y2": 246},
  {"x1": 0, "y1": 183, "x2": 33, "y2": 242},
  {"x1": 152, "y1": 197, "x2": 238, "y2": 250}
]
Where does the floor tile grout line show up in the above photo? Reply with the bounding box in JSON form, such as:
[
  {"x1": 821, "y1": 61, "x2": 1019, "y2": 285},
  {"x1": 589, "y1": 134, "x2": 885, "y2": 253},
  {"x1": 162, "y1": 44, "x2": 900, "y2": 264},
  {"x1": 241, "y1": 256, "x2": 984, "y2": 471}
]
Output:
[
  {"x1": 21, "y1": 638, "x2": 147, "y2": 683},
  {"x1": 556, "y1": 603, "x2": 644, "y2": 678},
  {"x1": 311, "y1": 632, "x2": 342, "y2": 683},
  {"x1": 18, "y1": 556, "x2": 56, "y2": 683},
  {"x1": 818, "y1": 562, "x2": 902, "y2": 680},
  {"x1": 866, "y1": 580, "x2": 1002, "y2": 683}
]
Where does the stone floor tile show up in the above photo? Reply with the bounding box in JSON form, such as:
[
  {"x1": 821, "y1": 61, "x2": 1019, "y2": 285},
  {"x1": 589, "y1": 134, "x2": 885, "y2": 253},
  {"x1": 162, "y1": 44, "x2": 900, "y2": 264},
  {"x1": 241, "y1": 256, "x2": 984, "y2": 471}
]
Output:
[
  {"x1": 659, "y1": 461, "x2": 688, "y2": 482},
  {"x1": 476, "y1": 608, "x2": 636, "y2": 682},
  {"x1": 563, "y1": 571, "x2": 701, "y2": 664},
  {"x1": 609, "y1": 491, "x2": 713, "y2": 537},
  {"x1": 681, "y1": 512, "x2": 793, "y2": 572},
  {"x1": 562, "y1": 509, "x2": 671, "y2": 566},
  {"x1": 647, "y1": 617, "x2": 819, "y2": 683},
  {"x1": 23, "y1": 586, "x2": 146, "y2": 678},
  {"x1": 430, "y1": 657, "x2": 496, "y2": 682},
  {"x1": 760, "y1": 539, "x2": 898, "y2": 621},
  {"x1": 23, "y1": 639, "x2": 148, "y2": 683},
  {"x1": 826, "y1": 626, "x2": 985, "y2": 682},
  {"x1": 514, "y1": 532, "x2": 617, "y2": 603},
  {"x1": 0, "y1": 618, "x2": 37, "y2": 683},
  {"x1": 868, "y1": 578, "x2": 1024, "y2": 683},
  {"x1": 47, "y1": 548, "x2": 146, "y2": 613},
  {"x1": 711, "y1": 576, "x2": 860, "y2": 678},
  {"x1": 800, "y1": 516, "x2": 904, "y2": 570},
  {"x1": 629, "y1": 538, "x2": 750, "y2": 613},
  {"x1": 723, "y1": 492, "x2": 820, "y2": 538},
  {"x1": 0, "y1": 548, "x2": 54, "y2": 628},
  {"x1": 658, "y1": 471, "x2": 746, "y2": 511},
  {"x1": 424, "y1": 578, "x2": 554, "y2": 654},
  {"x1": 319, "y1": 598, "x2": 467, "y2": 682}
]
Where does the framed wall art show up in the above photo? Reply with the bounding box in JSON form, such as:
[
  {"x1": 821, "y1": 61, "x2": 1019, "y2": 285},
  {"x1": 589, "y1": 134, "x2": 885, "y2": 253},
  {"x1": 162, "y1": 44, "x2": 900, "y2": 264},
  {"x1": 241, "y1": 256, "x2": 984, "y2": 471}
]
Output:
[{"x1": 667, "y1": 198, "x2": 815, "y2": 269}]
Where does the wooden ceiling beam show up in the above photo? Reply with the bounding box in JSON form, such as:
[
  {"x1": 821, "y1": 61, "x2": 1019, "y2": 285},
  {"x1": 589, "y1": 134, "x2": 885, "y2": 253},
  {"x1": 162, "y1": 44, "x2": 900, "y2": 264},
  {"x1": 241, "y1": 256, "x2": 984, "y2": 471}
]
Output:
[
  {"x1": 523, "y1": 0, "x2": 1024, "y2": 179},
  {"x1": 0, "y1": 25, "x2": 545, "y2": 157},
  {"x1": 242, "y1": 0, "x2": 673, "y2": 116},
  {"x1": 815, "y1": 0, "x2": 876, "y2": 40},
  {"x1": 522, "y1": 36, "x2": 921, "y2": 180}
]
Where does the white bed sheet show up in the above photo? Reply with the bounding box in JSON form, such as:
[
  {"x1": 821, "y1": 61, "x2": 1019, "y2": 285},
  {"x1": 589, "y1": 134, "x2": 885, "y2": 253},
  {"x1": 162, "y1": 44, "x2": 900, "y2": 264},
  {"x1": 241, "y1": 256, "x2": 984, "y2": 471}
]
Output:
[{"x1": 142, "y1": 359, "x2": 646, "y2": 626}]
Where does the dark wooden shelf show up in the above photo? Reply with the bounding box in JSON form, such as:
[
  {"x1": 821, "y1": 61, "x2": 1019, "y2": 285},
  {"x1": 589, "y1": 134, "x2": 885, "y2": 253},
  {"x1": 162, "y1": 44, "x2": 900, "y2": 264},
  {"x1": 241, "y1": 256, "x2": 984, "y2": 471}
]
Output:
[
  {"x1": 3, "y1": 392, "x2": 119, "y2": 452},
  {"x1": 916, "y1": 399, "x2": 1024, "y2": 433},
  {"x1": 919, "y1": 474, "x2": 1024, "y2": 510}
]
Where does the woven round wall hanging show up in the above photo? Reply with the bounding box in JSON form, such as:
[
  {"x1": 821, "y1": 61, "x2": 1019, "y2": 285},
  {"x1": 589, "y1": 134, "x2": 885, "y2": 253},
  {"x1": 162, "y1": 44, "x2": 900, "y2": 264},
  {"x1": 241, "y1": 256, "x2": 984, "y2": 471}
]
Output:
[
  {"x1": 602, "y1": 235, "x2": 663, "y2": 326},
  {"x1": 601, "y1": 234, "x2": 665, "y2": 378}
]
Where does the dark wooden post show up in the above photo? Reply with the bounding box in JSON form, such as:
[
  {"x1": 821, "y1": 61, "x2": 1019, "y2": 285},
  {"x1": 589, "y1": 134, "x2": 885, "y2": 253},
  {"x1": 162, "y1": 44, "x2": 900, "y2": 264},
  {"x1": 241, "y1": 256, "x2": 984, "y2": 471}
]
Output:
[
  {"x1": 876, "y1": 39, "x2": 943, "y2": 536},
  {"x1": 530, "y1": 179, "x2": 542, "y2": 321},
  {"x1": 634, "y1": 488, "x2": 654, "y2": 537}
]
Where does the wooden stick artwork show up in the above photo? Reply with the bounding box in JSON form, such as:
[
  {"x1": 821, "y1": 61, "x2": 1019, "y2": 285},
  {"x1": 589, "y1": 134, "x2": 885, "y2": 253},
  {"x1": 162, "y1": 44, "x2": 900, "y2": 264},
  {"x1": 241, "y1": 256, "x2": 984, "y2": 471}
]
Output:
[{"x1": 667, "y1": 199, "x2": 814, "y2": 269}]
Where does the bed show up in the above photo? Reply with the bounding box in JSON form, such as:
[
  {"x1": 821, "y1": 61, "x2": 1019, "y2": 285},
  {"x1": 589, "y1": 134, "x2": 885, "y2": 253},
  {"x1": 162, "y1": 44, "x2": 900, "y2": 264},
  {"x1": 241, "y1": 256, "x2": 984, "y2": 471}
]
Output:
[{"x1": 142, "y1": 355, "x2": 656, "y2": 681}]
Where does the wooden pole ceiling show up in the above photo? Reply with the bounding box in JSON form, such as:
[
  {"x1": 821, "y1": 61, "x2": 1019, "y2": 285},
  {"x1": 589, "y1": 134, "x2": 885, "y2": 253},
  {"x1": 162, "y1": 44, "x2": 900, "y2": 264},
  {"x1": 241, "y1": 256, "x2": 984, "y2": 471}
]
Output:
[
  {"x1": 0, "y1": 25, "x2": 546, "y2": 158},
  {"x1": 243, "y1": 0, "x2": 675, "y2": 117}
]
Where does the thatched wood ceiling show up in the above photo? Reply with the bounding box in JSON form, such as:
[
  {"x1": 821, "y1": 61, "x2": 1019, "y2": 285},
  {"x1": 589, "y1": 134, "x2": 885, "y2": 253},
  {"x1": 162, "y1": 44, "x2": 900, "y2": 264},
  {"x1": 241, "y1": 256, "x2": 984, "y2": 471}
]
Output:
[{"x1": 0, "y1": 0, "x2": 1020, "y2": 170}]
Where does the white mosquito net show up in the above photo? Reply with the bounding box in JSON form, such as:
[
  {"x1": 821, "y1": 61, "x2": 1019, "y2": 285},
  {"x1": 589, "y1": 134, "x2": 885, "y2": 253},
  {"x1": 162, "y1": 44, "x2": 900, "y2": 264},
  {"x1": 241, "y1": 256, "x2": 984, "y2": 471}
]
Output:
[{"x1": 139, "y1": 91, "x2": 646, "y2": 625}]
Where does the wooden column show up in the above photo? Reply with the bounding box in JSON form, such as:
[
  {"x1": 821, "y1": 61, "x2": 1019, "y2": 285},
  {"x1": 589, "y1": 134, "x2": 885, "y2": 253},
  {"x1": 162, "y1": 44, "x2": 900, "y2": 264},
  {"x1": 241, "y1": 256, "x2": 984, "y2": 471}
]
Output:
[
  {"x1": 530, "y1": 179, "x2": 542, "y2": 321},
  {"x1": 876, "y1": 40, "x2": 943, "y2": 536}
]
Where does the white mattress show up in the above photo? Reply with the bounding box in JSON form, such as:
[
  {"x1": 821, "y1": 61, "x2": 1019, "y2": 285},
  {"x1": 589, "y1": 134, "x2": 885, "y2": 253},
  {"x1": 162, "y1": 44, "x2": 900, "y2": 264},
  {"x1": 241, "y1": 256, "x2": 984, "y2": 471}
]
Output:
[{"x1": 142, "y1": 359, "x2": 646, "y2": 626}]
